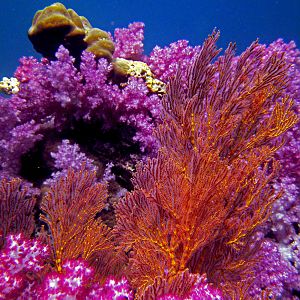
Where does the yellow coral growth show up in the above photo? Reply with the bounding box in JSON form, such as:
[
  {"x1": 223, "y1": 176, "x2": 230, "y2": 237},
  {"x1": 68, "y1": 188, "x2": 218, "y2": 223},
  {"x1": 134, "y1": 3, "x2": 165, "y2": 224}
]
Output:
[
  {"x1": 28, "y1": 2, "x2": 114, "y2": 61},
  {"x1": 28, "y1": 3, "x2": 165, "y2": 95},
  {"x1": 113, "y1": 58, "x2": 166, "y2": 94},
  {"x1": 0, "y1": 77, "x2": 20, "y2": 94}
]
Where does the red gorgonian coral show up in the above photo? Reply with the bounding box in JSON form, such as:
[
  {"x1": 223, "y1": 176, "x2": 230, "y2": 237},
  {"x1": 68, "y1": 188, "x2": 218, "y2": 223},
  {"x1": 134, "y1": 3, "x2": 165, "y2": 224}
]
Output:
[{"x1": 114, "y1": 31, "x2": 298, "y2": 299}]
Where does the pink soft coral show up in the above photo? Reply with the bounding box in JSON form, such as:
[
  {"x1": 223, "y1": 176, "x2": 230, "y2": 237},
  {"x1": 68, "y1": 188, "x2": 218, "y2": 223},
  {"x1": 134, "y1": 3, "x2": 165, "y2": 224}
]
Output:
[{"x1": 0, "y1": 234, "x2": 49, "y2": 299}]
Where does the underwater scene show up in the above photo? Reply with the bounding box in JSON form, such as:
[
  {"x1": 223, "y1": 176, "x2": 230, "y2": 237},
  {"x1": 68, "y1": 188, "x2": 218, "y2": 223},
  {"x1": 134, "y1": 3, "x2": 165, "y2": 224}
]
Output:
[{"x1": 0, "y1": 1, "x2": 299, "y2": 299}]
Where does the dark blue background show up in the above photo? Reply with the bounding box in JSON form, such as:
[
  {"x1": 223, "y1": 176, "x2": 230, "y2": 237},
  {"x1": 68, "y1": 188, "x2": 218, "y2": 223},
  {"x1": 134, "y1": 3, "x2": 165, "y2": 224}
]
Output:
[{"x1": 1, "y1": 0, "x2": 299, "y2": 78}]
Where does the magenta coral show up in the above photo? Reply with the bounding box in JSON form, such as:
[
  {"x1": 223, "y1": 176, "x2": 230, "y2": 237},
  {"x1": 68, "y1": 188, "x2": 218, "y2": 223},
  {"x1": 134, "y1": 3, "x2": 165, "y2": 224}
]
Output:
[
  {"x1": 189, "y1": 274, "x2": 223, "y2": 300},
  {"x1": 113, "y1": 22, "x2": 145, "y2": 60},
  {"x1": 148, "y1": 40, "x2": 201, "y2": 83},
  {"x1": 88, "y1": 277, "x2": 134, "y2": 300},
  {"x1": 0, "y1": 235, "x2": 134, "y2": 299},
  {"x1": 44, "y1": 139, "x2": 97, "y2": 185},
  {"x1": 33, "y1": 259, "x2": 134, "y2": 299},
  {"x1": 35, "y1": 259, "x2": 93, "y2": 299},
  {"x1": 0, "y1": 234, "x2": 49, "y2": 299}
]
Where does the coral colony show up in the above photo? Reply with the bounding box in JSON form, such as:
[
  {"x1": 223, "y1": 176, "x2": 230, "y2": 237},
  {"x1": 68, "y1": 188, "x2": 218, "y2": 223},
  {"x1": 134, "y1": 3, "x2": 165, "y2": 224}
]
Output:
[{"x1": 0, "y1": 2, "x2": 300, "y2": 299}]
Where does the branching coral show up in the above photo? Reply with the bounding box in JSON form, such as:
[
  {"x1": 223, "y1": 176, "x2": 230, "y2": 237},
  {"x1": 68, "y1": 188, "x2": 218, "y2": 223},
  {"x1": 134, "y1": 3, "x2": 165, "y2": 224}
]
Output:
[
  {"x1": 40, "y1": 167, "x2": 118, "y2": 276},
  {"x1": 114, "y1": 31, "x2": 298, "y2": 298},
  {"x1": 141, "y1": 270, "x2": 223, "y2": 300},
  {"x1": 0, "y1": 177, "x2": 36, "y2": 247}
]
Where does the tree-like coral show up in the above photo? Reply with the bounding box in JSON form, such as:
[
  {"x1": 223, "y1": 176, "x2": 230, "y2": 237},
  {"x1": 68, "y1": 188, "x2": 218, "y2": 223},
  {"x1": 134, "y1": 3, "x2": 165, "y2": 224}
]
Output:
[
  {"x1": 114, "y1": 31, "x2": 298, "y2": 298},
  {"x1": 0, "y1": 177, "x2": 36, "y2": 247},
  {"x1": 141, "y1": 270, "x2": 223, "y2": 300},
  {"x1": 40, "y1": 167, "x2": 117, "y2": 277}
]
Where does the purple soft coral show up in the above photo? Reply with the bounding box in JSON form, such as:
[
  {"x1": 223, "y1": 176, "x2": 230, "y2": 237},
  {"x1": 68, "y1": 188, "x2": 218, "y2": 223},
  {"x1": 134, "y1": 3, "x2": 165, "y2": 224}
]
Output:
[
  {"x1": 249, "y1": 239, "x2": 300, "y2": 299},
  {"x1": 148, "y1": 40, "x2": 201, "y2": 83},
  {"x1": 0, "y1": 44, "x2": 162, "y2": 177},
  {"x1": 44, "y1": 139, "x2": 97, "y2": 186},
  {"x1": 259, "y1": 38, "x2": 300, "y2": 297}
]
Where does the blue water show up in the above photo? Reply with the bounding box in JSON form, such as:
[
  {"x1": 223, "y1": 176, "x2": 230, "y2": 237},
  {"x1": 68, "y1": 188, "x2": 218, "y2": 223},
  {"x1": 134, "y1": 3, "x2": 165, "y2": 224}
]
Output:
[{"x1": 0, "y1": 0, "x2": 299, "y2": 78}]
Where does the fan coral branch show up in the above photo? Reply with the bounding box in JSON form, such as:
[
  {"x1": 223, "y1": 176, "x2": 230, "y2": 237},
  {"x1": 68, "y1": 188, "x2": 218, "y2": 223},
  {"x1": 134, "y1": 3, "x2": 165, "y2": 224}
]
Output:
[
  {"x1": 40, "y1": 167, "x2": 114, "y2": 274},
  {"x1": 0, "y1": 178, "x2": 36, "y2": 247},
  {"x1": 115, "y1": 30, "x2": 298, "y2": 298}
]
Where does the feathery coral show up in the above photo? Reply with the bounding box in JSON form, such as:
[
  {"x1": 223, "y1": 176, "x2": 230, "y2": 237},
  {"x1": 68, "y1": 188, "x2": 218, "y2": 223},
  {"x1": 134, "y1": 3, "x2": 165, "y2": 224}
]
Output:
[
  {"x1": 115, "y1": 31, "x2": 298, "y2": 298},
  {"x1": 40, "y1": 167, "x2": 114, "y2": 274},
  {"x1": 0, "y1": 178, "x2": 36, "y2": 247}
]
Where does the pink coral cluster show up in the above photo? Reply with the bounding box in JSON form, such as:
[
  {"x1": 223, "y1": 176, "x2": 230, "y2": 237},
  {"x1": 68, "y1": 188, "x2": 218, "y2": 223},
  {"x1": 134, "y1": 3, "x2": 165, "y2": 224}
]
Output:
[
  {"x1": 113, "y1": 22, "x2": 145, "y2": 60},
  {"x1": 0, "y1": 234, "x2": 134, "y2": 299},
  {"x1": 147, "y1": 40, "x2": 201, "y2": 83},
  {"x1": 0, "y1": 234, "x2": 49, "y2": 299}
]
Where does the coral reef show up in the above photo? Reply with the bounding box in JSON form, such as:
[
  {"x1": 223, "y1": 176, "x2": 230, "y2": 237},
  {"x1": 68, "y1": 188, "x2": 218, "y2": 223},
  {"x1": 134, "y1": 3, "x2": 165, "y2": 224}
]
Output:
[{"x1": 0, "y1": 2, "x2": 299, "y2": 299}]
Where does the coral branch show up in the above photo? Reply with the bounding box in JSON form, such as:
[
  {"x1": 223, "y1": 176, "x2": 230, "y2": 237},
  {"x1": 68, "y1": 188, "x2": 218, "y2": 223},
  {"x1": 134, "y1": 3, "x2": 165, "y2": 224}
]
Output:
[
  {"x1": 0, "y1": 178, "x2": 36, "y2": 247},
  {"x1": 115, "y1": 31, "x2": 298, "y2": 298},
  {"x1": 40, "y1": 167, "x2": 114, "y2": 274}
]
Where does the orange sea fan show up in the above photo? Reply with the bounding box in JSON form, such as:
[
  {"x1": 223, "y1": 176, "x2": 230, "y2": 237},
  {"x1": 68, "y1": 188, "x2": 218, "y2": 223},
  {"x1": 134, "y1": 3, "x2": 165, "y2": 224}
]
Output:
[
  {"x1": 0, "y1": 177, "x2": 36, "y2": 248},
  {"x1": 114, "y1": 31, "x2": 298, "y2": 298},
  {"x1": 40, "y1": 167, "x2": 118, "y2": 277}
]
